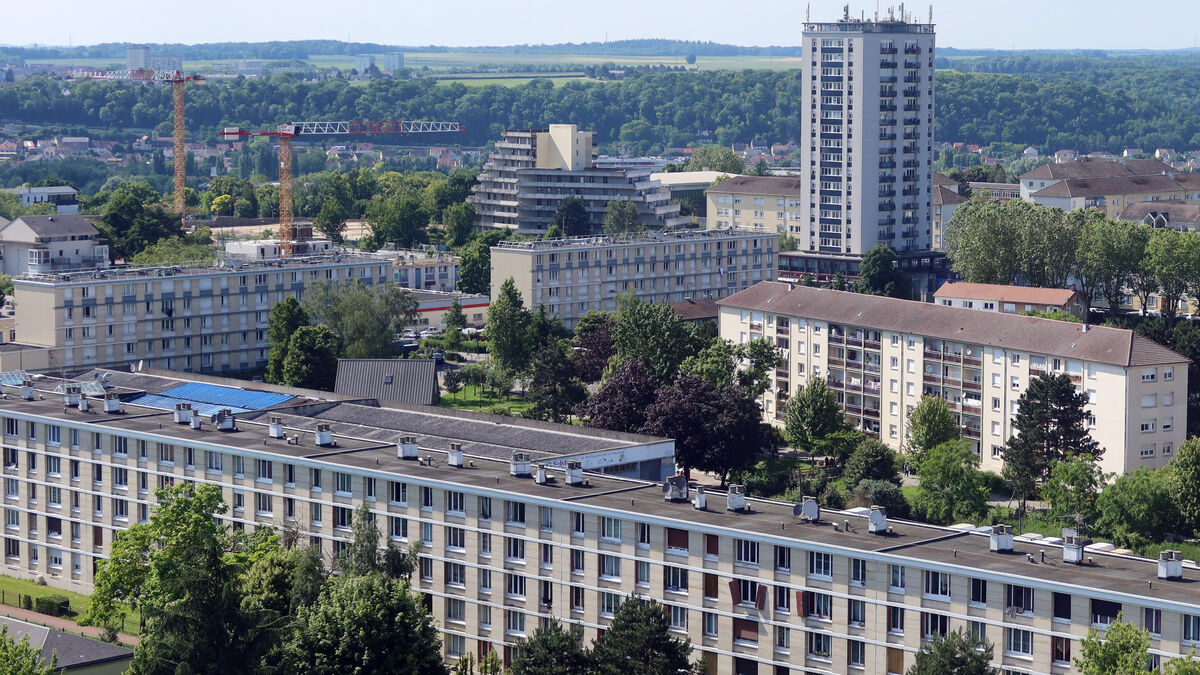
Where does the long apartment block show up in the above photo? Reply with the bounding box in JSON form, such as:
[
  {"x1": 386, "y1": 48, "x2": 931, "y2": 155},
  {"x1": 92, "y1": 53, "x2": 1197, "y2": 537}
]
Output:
[
  {"x1": 2, "y1": 370, "x2": 1200, "y2": 674},
  {"x1": 718, "y1": 282, "x2": 1188, "y2": 477},
  {"x1": 490, "y1": 229, "x2": 777, "y2": 330},
  {"x1": 11, "y1": 254, "x2": 391, "y2": 373}
]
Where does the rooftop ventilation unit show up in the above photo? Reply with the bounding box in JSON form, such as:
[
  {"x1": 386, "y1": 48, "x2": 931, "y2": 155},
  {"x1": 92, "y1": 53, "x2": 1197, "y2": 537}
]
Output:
[
  {"x1": 534, "y1": 464, "x2": 548, "y2": 485},
  {"x1": 191, "y1": 413, "x2": 202, "y2": 430},
  {"x1": 448, "y1": 442, "x2": 464, "y2": 468},
  {"x1": 77, "y1": 395, "x2": 89, "y2": 412},
  {"x1": 397, "y1": 436, "x2": 418, "y2": 460},
  {"x1": 103, "y1": 393, "x2": 122, "y2": 414},
  {"x1": 692, "y1": 485, "x2": 707, "y2": 510},
  {"x1": 990, "y1": 524, "x2": 1014, "y2": 553},
  {"x1": 174, "y1": 402, "x2": 193, "y2": 424},
  {"x1": 565, "y1": 460, "x2": 584, "y2": 486},
  {"x1": 1159, "y1": 550, "x2": 1184, "y2": 580},
  {"x1": 19, "y1": 381, "x2": 33, "y2": 401},
  {"x1": 662, "y1": 474, "x2": 689, "y2": 502},
  {"x1": 726, "y1": 485, "x2": 747, "y2": 512},
  {"x1": 796, "y1": 496, "x2": 820, "y2": 523},
  {"x1": 63, "y1": 385, "x2": 80, "y2": 408},
  {"x1": 868, "y1": 505, "x2": 888, "y2": 534},
  {"x1": 510, "y1": 452, "x2": 532, "y2": 478},
  {"x1": 212, "y1": 408, "x2": 236, "y2": 432},
  {"x1": 1062, "y1": 528, "x2": 1085, "y2": 565},
  {"x1": 268, "y1": 417, "x2": 285, "y2": 439},
  {"x1": 315, "y1": 423, "x2": 334, "y2": 447}
]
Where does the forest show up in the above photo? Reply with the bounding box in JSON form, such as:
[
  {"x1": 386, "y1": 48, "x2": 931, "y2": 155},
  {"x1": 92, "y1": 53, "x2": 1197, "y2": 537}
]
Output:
[{"x1": 6, "y1": 53, "x2": 1200, "y2": 154}]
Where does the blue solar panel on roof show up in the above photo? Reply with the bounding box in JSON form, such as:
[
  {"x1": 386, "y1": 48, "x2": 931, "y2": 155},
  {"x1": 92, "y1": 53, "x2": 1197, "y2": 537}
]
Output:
[
  {"x1": 125, "y1": 394, "x2": 252, "y2": 416},
  {"x1": 158, "y1": 383, "x2": 293, "y2": 410}
]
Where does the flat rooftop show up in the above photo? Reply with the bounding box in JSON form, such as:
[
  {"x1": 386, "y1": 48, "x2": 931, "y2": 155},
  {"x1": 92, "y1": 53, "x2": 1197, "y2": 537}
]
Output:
[
  {"x1": 13, "y1": 252, "x2": 381, "y2": 285},
  {"x1": 6, "y1": 377, "x2": 1199, "y2": 606},
  {"x1": 493, "y1": 227, "x2": 767, "y2": 252}
]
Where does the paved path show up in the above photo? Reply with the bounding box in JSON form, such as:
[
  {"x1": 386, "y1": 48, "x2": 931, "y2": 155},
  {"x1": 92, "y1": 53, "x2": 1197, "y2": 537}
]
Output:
[{"x1": 0, "y1": 603, "x2": 139, "y2": 647}]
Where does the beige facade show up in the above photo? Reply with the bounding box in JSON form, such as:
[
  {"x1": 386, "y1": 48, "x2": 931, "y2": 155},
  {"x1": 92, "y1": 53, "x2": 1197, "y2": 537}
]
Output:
[
  {"x1": 490, "y1": 229, "x2": 777, "y2": 330},
  {"x1": 705, "y1": 175, "x2": 804, "y2": 233},
  {"x1": 3, "y1": 376, "x2": 1200, "y2": 674},
  {"x1": 12, "y1": 255, "x2": 388, "y2": 373},
  {"x1": 719, "y1": 282, "x2": 1188, "y2": 477}
]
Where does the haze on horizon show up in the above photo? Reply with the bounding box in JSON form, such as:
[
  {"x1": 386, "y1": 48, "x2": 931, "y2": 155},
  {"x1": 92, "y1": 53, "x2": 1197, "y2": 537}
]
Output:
[{"x1": 7, "y1": 0, "x2": 1200, "y2": 52}]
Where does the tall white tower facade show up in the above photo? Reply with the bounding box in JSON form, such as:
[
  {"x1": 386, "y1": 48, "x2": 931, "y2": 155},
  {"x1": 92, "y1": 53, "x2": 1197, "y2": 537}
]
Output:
[{"x1": 795, "y1": 8, "x2": 936, "y2": 277}]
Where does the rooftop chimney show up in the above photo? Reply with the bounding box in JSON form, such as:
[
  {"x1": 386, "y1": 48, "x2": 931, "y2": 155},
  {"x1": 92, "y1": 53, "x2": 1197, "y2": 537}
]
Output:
[
  {"x1": 726, "y1": 484, "x2": 747, "y2": 512},
  {"x1": 19, "y1": 380, "x2": 33, "y2": 401},
  {"x1": 314, "y1": 423, "x2": 333, "y2": 447},
  {"x1": 448, "y1": 442, "x2": 464, "y2": 468},
  {"x1": 510, "y1": 452, "x2": 532, "y2": 478},
  {"x1": 692, "y1": 485, "x2": 707, "y2": 510},
  {"x1": 1159, "y1": 550, "x2": 1184, "y2": 580},
  {"x1": 868, "y1": 505, "x2": 888, "y2": 534},
  {"x1": 213, "y1": 408, "x2": 236, "y2": 431},
  {"x1": 397, "y1": 436, "x2": 419, "y2": 460},
  {"x1": 173, "y1": 402, "x2": 193, "y2": 424},
  {"x1": 990, "y1": 524, "x2": 1014, "y2": 553},
  {"x1": 103, "y1": 393, "x2": 122, "y2": 414},
  {"x1": 534, "y1": 464, "x2": 548, "y2": 485},
  {"x1": 662, "y1": 474, "x2": 689, "y2": 502},
  {"x1": 268, "y1": 417, "x2": 285, "y2": 439},
  {"x1": 63, "y1": 385, "x2": 80, "y2": 407},
  {"x1": 191, "y1": 414, "x2": 202, "y2": 430},
  {"x1": 1063, "y1": 528, "x2": 1085, "y2": 565},
  {"x1": 565, "y1": 460, "x2": 584, "y2": 486}
]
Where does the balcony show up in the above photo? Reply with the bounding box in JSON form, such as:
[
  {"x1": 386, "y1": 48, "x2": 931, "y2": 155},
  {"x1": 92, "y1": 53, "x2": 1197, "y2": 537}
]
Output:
[
  {"x1": 905, "y1": 59, "x2": 921, "y2": 69},
  {"x1": 963, "y1": 428, "x2": 981, "y2": 439},
  {"x1": 924, "y1": 349, "x2": 942, "y2": 360},
  {"x1": 904, "y1": 74, "x2": 921, "y2": 84},
  {"x1": 864, "y1": 339, "x2": 881, "y2": 350},
  {"x1": 903, "y1": 216, "x2": 920, "y2": 225},
  {"x1": 879, "y1": 188, "x2": 896, "y2": 198},
  {"x1": 963, "y1": 380, "x2": 982, "y2": 392},
  {"x1": 877, "y1": 231, "x2": 896, "y2": 241},
  {"x1": 904, "y1": 102, "x2": 920, "y2": 112},
  {"x1": 863, "y1": 408, "x2": 881, "y2": 419},
  {"x1": 903, "y1": 143, "x2": 918, "y2": 154},
  {"x1": 829, "y1": 332, "x2": 844, "y2": 344},
  {"x1": 944, "y1": 353, "x2": 963, "y2": 363},
  {"x1": 880, "y1": 75, "x2": 897, "y2": 84},
  {"x1": 902, "y1": 229, "x2": 920, "y2": 238},
  {"x1": 904, "y1": 87, "x2": 920, "y2": 97},
  {"x1": 880, "y1": 102, "x2": 897, "y2": 112},
  {"x1": 881, "y1": 60, "x2": 898, "y2": 69},
  {"x1": 879, "y1": 174, "x2": 896, "y2": 183},
  {"x1": 903, "y1": 172, "x2": 918, "y2": 182},
  {"x1": 903, "y1": 201, "x2": 919, "y2": 211},
  {"x1": 962, "y1": 404, "x2": 982, "y2": 415},
  {"x1": 880, "y1": 159, "x2": 896, "y2": 169},
  {"x1": 923, "y1": 373, "x2": 939, "y2": 384},
  {"x1": 879, "y1": 201, "x2": 896, "y2": 211},
  {"x1": 828, "y1": 357, "x2": 845, "y2": 367},
  {"x1": 881, "y1": 46, "x2": 898, "y2": 55},
  {"x1": 904, "y1": 131, "x2": 921, "y2": 140},
  {"x1": 903, "y1": 187, "x2": 921, "y2": 197},
  {"x1": 904, "y1": 45, "x2": 921, "y2": 54},
  {"x1": 904, "y1": 116, "x2": 921, "y2": 126},
  {"x1": 879, "y1": 132, "x2": 897, "y2": 141},
  {"x1": 879, "y1": 217, "x2": 896, "y2": 227},
  {"x1": 846, "y1": 337, "x2": 863, "y2": 347},
  {"x1": 1030, "y1": 367, "x2": 1047, "y2": 377},
  {"x1": 963, "y1": 356, "x2": 982, "y2": 367}
]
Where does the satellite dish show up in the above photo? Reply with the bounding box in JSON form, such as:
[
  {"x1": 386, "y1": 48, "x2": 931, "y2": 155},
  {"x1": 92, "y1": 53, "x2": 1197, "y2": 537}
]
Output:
[
  {"x1": 791, "y1": 503, "x2": 804, "y2": 518},
  {"x1": 800, "y1": 498, "x2": 820, "y2": 522},
  {"x1": 661, "y1": 480, "x2": 672, "y2": 495},
  {"x1": 61, "y1": 88, "x2": 71, "y2": 96}
]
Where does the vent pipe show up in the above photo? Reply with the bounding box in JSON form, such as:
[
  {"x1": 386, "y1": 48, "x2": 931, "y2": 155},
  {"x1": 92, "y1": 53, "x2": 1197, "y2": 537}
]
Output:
[
  {"x1": 534, "y1": 464, "x2": 548, "y2": 485},
  {"x1": 565, "y1": 460, "x2": 584, "y2": 486},
  {"x1": 77, "y1": 395, "x2": 89, "y2": 412},
  {"x1": 692, "y1": 485, "x2": 707, "y2": 510}
]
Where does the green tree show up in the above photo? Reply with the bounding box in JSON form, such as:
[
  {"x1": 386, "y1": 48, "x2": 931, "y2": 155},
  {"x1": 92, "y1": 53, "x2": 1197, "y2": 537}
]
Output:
[
  {"x1": 280, "y1": 574, "x2": 446, "y2": 675},
  {"x1": 1095, "y1": 467, "x2": 1180, "y2": 549},
  {"x1": 855, "y1": 244, "x2": 912, "y2": 298},
  {"x1": 457, "y1": 239, "x2": 491, "y2": 294},
  {"x1": 843, "y1": 438, "x2": 902, "y2": 487},
  {"x1": 444, "y1": 369, "x2": 464, "y2": 400},
  {"x1": 339, "y1": 504, "x2": 417, "y2": 580},
  {"x1": 685, "y1": 53, "x2": 697, "y2": 65},
  {"x1": 0, "y1": 624, "x2": 57, "y2": 674},
  {"x1": 1147, "y1": 228, "x2": 1200, "y2": 322},
  {"x1": 365, "y1": 191, "x2": 428, "y2": 247},
  {"x1": 526, "y1": 341, "x2": 588, "y2": 423},
  {"x1": 266, "y1": 296, "x2": 310, "y2": 384},
  {"x1": 313, "y1": 197, "x2": 348, "y2": 244},
  {"x1": 1020, "y1": 308, "x2": 1081, "y2": 322},
  {"x1": 850, "y1": 479, "x2": 910, "y2": 518},
  {"x1": 442, "y1": 202, "x2": 476, "y2": 247},
  {"x1": 1042, "y1": 454, "x2": 1108, "y2": 529},
  {"x1": 443, "y1": 297, "x2": 467, "y2": 330},
  {"x1": 1074, "y1": 614, "x2": 1151, "y2": 675},
  {"x1": 906, "y1": 395, "x2": 961, "y2": 465},
  {"x1": 1076, "y1": 212, "x2": 1148, "y2": 312},
  {"x1": 127, "y1": 236, "x2": 217, "y2": 267},
  {"x1": 84, "y1": 483, "x2": 264, "y2": 674},
  {"x1": 1172, "y1": 439, "x2": 1200, "y2": 535},
  {"x1": 783, "y1": 377, "x2": 848, "y2": 452},
  {"x1": 943, "y1": 194, "x2": 1022, "y2": 285},
  {"x1": 912, "y1": 440, "x2": 990, "y2": 525},
  {"x1": 210, "y1": 194, "x2": 233, "y2": 215},
  {"x1": 908, "y1": 628, "x2": 996, "y2": 675},
  {"x1": 510, "y1": 619, "x2": 591, "y2": 675},
  {"x1": 303, "y1": 281, "x2": 417, "y2": 359},
  {"x1": 1003, "y1": 374, "x2": 1102, "y2": 512},
  {"x1": 571, "y1": 311, "x2": 616, "y2": 383},
  {"x1": 612, "y1": 302, "x2": 705, "y2": 384},
  {"x1": 554, "y1": 196, "x2": 590, "y2": 236},
  {"x1": 603, "y1": 199, "x2": 644, "y2": 236},
  {"x1": 488, "y1": 277, "x2": 534, "y2": 372},
  {"x1": 589, "y1": 598, "x2": 699, "y2": 675},
  {"x1": 97, "y1": 182, "x2": 180, "y2": 260},
  {"x1": 0, "y1": 275, "x2": 12, "y2": 307},
  {"x1": 281, "y1": 325, "x2": 342, "y2": 390},
  {"x1": 579, "y1": 359, "x2": 661, "y2": 432},
  {"x1": 683, "y1": 145, "x2": 746, "y2": 173}
]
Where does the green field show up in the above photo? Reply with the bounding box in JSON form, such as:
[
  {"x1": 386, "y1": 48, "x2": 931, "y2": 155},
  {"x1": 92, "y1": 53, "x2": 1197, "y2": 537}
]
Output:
[{"x1": 0, "y1": 573, "x2": 141, "y2": 634}]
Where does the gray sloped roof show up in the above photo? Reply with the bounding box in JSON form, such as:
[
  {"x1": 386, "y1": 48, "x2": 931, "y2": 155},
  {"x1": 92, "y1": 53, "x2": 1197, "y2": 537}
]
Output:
[
  {"x1": 7, "y1": 214, "x2": 97, "y2": 238},
  {"x1": 334, "y1": 359, "x2": 438, "y2": 406},
  {"x1": 0, "y1": 616, "x2": 132, "y2": 670}
]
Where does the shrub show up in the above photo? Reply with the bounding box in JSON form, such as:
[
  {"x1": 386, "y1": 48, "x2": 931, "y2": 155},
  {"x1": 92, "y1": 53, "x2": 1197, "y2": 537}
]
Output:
[
  {"x1": 35, "y1": 594, "x2": 69, "y2": 617},
  {"x1": 20, "y1": 594, "x2": 32, "y2": 611}
]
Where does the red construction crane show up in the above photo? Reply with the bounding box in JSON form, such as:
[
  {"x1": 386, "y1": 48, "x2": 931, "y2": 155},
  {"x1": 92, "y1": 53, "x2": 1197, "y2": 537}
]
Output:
[
  {"x1": 221, "y1": 120, "x2": 464, "y2": 256},
  {"x1": 68, "y1": 69, "x2": 204, "y2": 221}
]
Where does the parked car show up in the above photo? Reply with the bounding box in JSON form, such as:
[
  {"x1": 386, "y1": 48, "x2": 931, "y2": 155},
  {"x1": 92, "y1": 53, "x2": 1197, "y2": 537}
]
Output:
[{"x1": 401, "y1": 329, "x2": 417, "y2": 339}]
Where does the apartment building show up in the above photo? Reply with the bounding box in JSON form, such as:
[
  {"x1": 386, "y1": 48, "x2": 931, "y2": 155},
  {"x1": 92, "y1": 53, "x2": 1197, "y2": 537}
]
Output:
[
  {"x1": 931, "y1": 184, "x2": 966, "y2": 251},
  {"x1": 11, "y1": 254, "x2": 389, "y2": 373},
  {"x1": 719, "y1": 282, "x2": 1187, "y2": 477},
  {"x1": 4, "y1": 371, "x2": 1200, "y2": 674},
  {"x1": 705, "y1": 176, "x2": 805, "y2": 233},
  {"x1": 0, "y1": 215, "x2": 109, "y2": 277},
  {"x1": 795, "y1": 11, "x2": 936, "y2": 276},
  {"x1": 223, "y1": 242, "x2": 461, "y2": 292},
  {"x1": 468, "y1": 124, "x2": 683, "y2": 234},
  {"x1": 1, "y1": 186, "x2": 79, "y2": 215},
  {"x1": 1018, "y1": 158, "x2": 1174, "y2": 201},
  {"x1": 489, "y1": 229, "x2": 776, "y2": 330},
  {"x1": 933, "y1": 282, "x2": 1089, "y2": 321}
]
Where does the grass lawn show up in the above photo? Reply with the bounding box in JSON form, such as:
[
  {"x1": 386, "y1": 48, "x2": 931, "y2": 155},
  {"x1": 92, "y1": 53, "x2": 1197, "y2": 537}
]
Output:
[
  {"x1": 440, "y1": 384, "x2": 535, "y2": 416},
  {"x1": 0, "y1": 573, "x2": 140, "y2": 633}
]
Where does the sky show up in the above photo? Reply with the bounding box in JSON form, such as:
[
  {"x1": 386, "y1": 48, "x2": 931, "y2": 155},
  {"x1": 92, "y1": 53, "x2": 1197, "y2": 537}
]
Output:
[{"x1": 8, "y1": 0, "x2": 1200, "y2": 51}]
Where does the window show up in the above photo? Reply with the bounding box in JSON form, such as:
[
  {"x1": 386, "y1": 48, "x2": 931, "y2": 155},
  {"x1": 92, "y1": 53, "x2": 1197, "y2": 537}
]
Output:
[
  {"x1": 446, "y1": 527, "x2": 465, "y2": 550},
  {"x1": 890, "y1": 564, "x2": 906, "y2": 590},
  {"x1": 774, "y1": 625, "x2": 790, "y2": 650},
  {"x1": 1053, "y1": 592, "x2": 1072, "y2": 621},
  {"x1": 1186, "y1": 615, "x2": 1200, "y2": 644},
  {"x1": 1052, "y1": 636, "x2": 1072, "y2": 664},
  {"x1": 421, "y1": 522, "x2": 432, "y2": 545},
  {"x1": 808, "y1": 632, "x2": 831, "y2": 658},
  {"x1": 970, "y1": 620, "x2": 986, "y2": 644},
  {"x1": 505, "y1": 537, "x2": 524, "y2": 561},
  {"x1": 735, "y1": 539, "x2": 759, "y2": 566},
  {"x1": 636, "y1": 560, "x2": 650, "y2": 586},
  {"x1": 849, "y1": 599, "x2": 866, "y2": 625},
  {"x1": 970, "y1": 578, "x2": 987, "y2": 605},
  {"x1": 774, "y1": 585, "x2": 791, "y2": 612},
  {"x1": 923, "y1": 570, "x2": 950, "y2": 599},
  {"x1": 1142, "y1": 369, "x2": 1157, "y2": 382},
  {"x1": 1005, "y1": 627, "x2": 1033, "y2": 655},
  {"x1": 506, "y1": 611, "x2": 525, "y2": 636},
  {"x1": 637, "y1": 522, "x2": 650, "y2": 547},
  {"x1": 310, "y1": 468, "x2": 321, "y2": 490},
  {"x1": 599, "y1": 554, "x2": 621, "y2": 579},
  {"x1": 445, "y1": 490, "x2": 464, "y2": 514},
  {"x1": 705, "y1": 534, "x2": 719, "y2": 559},
  {"x1": 571, "y1": 549, "x2": 584, "y2": 574},
  {"x1": 666, "y1": 527, "x2": 688, "y2": 552},
  {"x1": 506, "y1": 573, "x2": 526, "y2": 598},
  {"x1": 600, "y1": 517, "x2": 621, "y2": 541},
  {"x1": 477, "y1": 495, "x2": 489, "y2": 518},
  {"x1": 506, "y1": 501, "x2": 525, "y2": 524},
  {"x1": 849, "y1": 639, "x2": 865, "y2": 667},
  {"x1": 704, "y1": 612, "x2": 719, "y2": 637},
  {"x1": 445, "y1": 562, "x2": 466, "y2": 586},
  {"x1": 887, "y1": 606, "x2": 905, "y2": 634},
  {"x1": 851, "y1": 558, "x2": 867, "y2": 585},
  {"x1": 733, "y1": 617, "x2": 758, "y2": 644},
  {"x1": 478, "y1": 532, "x2": 490, "y2": 555},
  {"x1": 206, "y1": 451, "x2": 223, "y2": 473},
  {"x1": 540, "y1": 507, "x2": 553, "y2": 531},
  {"x1": 774, "y1": 546, "x2": 791, "y2": 572},
  {"x1": 922, "y1": 612, "x2": 949, "y2": 639},
  {"x1": 601, "y1": 592, "x2": 621, "y2": 616},
  {"x1": 808, "y1": 550, "x2": 832, "y2": 578},
  {"x1": 1145, "y1": 608, "x2": 1162, "y2": 636},
  {"x1": 334, "y1": 506, "x2": 351, "y2": 529},
  {"x1": 1006, "y1": 584, "x2": 1034, "y2": 615},
  {"x1": 669, "y1": 605, "x2": 688, "y2": 631},
  {"x1": 335, "y1": 472, "x2": 352, "y2": 494},
  {"x1": 665, "y1": 566, "x2": 688, "y2": 592},
  {"x1": 803, "y1": 591, "x2": 831, "y2": 619}
]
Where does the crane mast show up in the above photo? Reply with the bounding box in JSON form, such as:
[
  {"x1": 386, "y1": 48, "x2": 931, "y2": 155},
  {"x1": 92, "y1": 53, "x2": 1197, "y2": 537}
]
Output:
[{"x1": 221, "y1": 121, "x2": 464, "y2": 256}]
